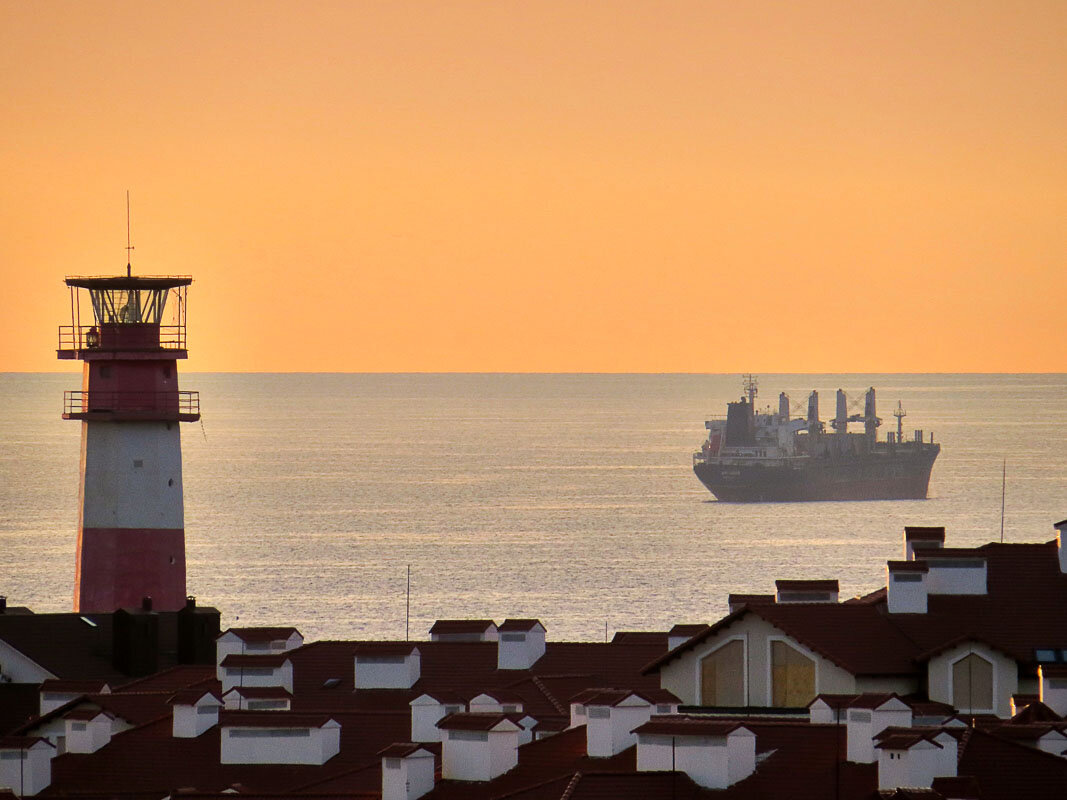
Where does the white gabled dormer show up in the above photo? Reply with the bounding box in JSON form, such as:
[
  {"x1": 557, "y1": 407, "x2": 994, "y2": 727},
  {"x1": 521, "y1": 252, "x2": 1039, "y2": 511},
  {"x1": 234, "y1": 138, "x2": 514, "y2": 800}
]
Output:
[
  {"x1": 354, "y1": 644, "x2": 420, "y2": 689},
  {"x1": 875, "y1": 729, "x2": 957, "y2": 791},
  {"x1": 219, "y1": 653, "x2": 294, "y2": 692},
  {"x1": 220, "y1": 713, "x2": 341, "y2": 765},
  {"x1": 845, "y1": 694, "x2": 912, "y2": 763},
  {"x1": 496, "y1": 619, "x2": 546, "y2": 670},
  {"x1": 381, "y1": 743, "x2": 436, "y2": 800},
  {"x1": 572, "y1": 689, "x2": 655, "y2": 758},
  {"x1": 169, "y1": 690, "x2": 222, "y2": 738},
  {"x1": 429, "y1": 620, "x2": 498, "y2": 642},
  {"x1": 775, "y1": 580, "x2": 839, "y2": 604},
  {"x1": 468, "y1": 691, "x2": 524, "y2": 715},
  {"x1": 1038, "y1": 664, "x2": 1067, "y2": 717},
  {"x1": 904, "y1": 526, "x2": 945, "y2": 560},
  {"x1": 39, "y1": 680, "x2": 110, "y2": 716},
  {"x1": 216, "y1": 627, "x2": 303, "y2": 672},
  {"x1": 63, "y1": 708, "x2": 114, "y2": 754},
  {"x1": 634, "y1": 717, "x2": 756, "y2": 789},
  {"x1": 0, "y1": 738, "x2": 55, "y2": 796},
  {"x1": 410, "y1": 692, "x2": 466, "y2": 742},
  {"x1": 437, "y1": 712, "x2": 521, "y2": 782},
  {"x1": 887, "y1": 561, "x2": 929, "y2": 614},
  {"x1": 1054, "y1": 519, "x2": 1067, "y2": 573},
  {"x1": 221, "y1": 686, "x2": 292, "y2": 711}
]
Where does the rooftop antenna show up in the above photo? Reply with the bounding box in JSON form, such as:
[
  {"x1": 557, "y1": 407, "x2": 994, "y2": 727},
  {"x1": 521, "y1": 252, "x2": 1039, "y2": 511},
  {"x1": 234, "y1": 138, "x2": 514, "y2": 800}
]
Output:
[
  {"x1": 405, "y1": 564, "x2": 411, "y2": 640},
  {"x1": 125, "y1": 190, "x2": 134, "y2": 277},
  {"x1": 1000, "y1": 460, "x2": 1007, "y2": 543}
]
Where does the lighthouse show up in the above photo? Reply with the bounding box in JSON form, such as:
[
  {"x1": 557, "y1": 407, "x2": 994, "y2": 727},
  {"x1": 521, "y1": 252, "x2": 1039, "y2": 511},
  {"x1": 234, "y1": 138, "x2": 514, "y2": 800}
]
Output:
[{"x1": 58, "y1": 274, "x2": 198, "y2": 612}]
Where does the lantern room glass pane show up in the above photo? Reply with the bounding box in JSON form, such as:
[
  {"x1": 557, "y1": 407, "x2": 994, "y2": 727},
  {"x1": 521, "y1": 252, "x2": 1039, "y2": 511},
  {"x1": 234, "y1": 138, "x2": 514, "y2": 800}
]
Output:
[{"x1": 88, "y1": 288, "x2": 169, "y2": 324}]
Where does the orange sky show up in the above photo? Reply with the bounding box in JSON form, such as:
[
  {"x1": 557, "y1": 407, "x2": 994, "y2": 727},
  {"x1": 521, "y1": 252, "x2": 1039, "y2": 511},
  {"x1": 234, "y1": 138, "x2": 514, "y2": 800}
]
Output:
[{"x1": 1, "y1": 1, "x2": 1064, "y2": 372}]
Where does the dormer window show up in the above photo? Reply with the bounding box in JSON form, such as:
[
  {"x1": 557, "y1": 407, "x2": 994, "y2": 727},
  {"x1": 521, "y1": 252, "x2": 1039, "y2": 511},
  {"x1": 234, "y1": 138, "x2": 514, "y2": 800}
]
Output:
[{"x1": 952, "y1": 653, "x2": 994, "y2": 712}]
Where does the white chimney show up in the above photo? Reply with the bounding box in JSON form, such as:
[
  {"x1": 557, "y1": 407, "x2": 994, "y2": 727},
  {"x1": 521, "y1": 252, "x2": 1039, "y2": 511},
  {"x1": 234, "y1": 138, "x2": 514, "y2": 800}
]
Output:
[
  {"x1": 1055, "y1": 520, "x2": 1067, "y2": 573},
  {"x1": 381, "y1": 743, "x2": 436, "y2": 800},
  {"x1": 469, "y1": 692, "x2": 523, "y2": 715},
  {"x1": 0, "y1": 738, "x2": 55, "y2": 796},
  {"x1": 1039, "y1": 665, "x2": 1067, "y2": 717},
  {"x1": 577, "y1": 690, "x2": 653, "y2": 758},
  {"x1": 668, "y1": 624, "x2": 710, "y2": 651},
  {"x1": 846, "y1": 695, "x2": 912, "y2": 763},
  {"x1": 221, "y1": 686, "x2": 292, "y2": 711},
  {"x1": 886, "y1": 561, "x2": 929, "y2": 613},
  {"x1": 169, "y1": 691, "x2": 222, "y2": 738},
  {"x1": 39, "y1": 680, "x2": 110, "y2": 716},
  {"x1": 409, "y1": 693, "x2": 466, "y2": 742},
  {"x1": 1038, "y1": 728, "x2": 1067, "y2": 757},
  {"x1": 497, "y1": 620, "x2": 546, "y2": 670},
  {"x1": 63, "y1": 709, "x2": 114, "y2": 754},
  {"x1": 775, "y1": 580, "x2": 838, "y2": 604},
  {"x1": 354, "y1": 645, "x2": 421, "y2": 689},
  {"x1": 437, "y1": 713, "x2": 520, "y2": 782},
  {"x1": 808, "y1": 694, "x2": 855, "y2": 725},
  {"x1": 726, "y1": 595, "x2": 776, "y2": 614},
  {"x1": 634, "y1": 718, "x2": 756, "y2": 789},
  {"x1": 904, "y1": 526, "x2": 945, "y2": 560}
]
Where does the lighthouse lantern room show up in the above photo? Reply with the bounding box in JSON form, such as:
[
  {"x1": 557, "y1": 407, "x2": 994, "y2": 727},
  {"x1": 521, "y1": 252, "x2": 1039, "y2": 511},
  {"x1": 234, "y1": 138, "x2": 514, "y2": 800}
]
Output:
[{"x1": 58, "y1": 274, "x2": 198, "y2": 612}]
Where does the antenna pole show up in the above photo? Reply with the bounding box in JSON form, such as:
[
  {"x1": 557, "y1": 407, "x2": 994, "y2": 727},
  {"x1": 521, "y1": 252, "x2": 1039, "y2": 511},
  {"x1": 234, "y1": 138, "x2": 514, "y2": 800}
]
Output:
[
  {"x1": 405, "y1": 565, "x2": 411, "y2": 640},
  {"x1": 1000, "y1": 460, "x2": 1006, "y2": 543},
  {"x1": 125, "y1": 190, "x2": 134, "y2": 277}
]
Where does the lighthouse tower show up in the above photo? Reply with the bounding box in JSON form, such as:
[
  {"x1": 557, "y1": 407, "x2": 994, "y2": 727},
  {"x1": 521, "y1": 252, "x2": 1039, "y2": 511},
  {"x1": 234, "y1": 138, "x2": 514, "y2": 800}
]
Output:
[{"x1": 58, "y1": 273, "x2": 198, "y2": 612}]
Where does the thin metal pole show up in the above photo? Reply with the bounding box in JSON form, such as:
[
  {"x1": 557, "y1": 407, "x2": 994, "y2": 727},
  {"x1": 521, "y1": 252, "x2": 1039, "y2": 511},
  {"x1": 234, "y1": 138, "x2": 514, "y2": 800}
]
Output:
[
  {"x1": 405, "y1": 565, "x2": 411, "y2": 640},
  {"x1": 1000, "y1": 460, "x2": 1006, "y2": 543}
]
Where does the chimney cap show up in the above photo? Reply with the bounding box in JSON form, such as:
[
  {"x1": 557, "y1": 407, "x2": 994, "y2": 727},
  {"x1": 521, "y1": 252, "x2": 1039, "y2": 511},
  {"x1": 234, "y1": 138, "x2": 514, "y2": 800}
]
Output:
[
  {"x1": 888, "y1": 560, "x2": 930, "y2": 573},
  {"x1": 1055, "y1": 519, "x2": 1067, "y2": 530},
  {"x1": 904, "y1": 526, "x2": 946, "y2": 541},
  {"x1": 775, "y1": 579, "x2": 838, "y2": 592}
]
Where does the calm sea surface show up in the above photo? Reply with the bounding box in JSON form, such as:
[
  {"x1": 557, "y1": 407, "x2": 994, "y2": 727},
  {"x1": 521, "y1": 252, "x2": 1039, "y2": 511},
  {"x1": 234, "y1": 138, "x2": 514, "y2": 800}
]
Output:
[{"x1": 1, "y1": 373, "x2": 1064, "y2": 641}]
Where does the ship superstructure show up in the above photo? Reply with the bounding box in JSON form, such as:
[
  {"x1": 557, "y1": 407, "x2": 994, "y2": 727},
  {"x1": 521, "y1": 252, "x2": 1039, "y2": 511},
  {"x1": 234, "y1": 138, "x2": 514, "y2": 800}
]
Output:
[{"x1": 693, "y1": 376, "x2": 939, "y2": 501}]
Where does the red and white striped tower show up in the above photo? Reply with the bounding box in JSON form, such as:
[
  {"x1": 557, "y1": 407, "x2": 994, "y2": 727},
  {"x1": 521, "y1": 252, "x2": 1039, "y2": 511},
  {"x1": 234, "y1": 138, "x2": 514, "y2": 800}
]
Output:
[{"x1": 58, "y1": 274, "x2": 199, "y2": 612}]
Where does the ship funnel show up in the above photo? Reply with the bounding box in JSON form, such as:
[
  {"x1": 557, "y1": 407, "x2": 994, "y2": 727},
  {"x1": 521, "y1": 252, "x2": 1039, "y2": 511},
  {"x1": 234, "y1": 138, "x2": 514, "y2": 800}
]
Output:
[
  {"x1": 807, "y1": 391, "x2": 819, "y2": 432},
  {"x1": 864, "y1": 387, "x2": 879, "y2": 438},
  {"x1": 833, "y1": 389, "x2": 848, "y2": 433},
  {"x1": 779, "y1": 392, "x2": 789, "y2": 420}
]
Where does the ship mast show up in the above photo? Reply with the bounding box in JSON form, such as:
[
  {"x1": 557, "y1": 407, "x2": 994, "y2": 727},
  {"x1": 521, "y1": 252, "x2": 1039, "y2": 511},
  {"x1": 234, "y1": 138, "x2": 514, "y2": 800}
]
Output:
[
  {"x1": 742, "y1": 374, "x2": 758, "y2": 406},
  {"x1": 893, "y1": 401, "x2": 906, "y2": 443}
]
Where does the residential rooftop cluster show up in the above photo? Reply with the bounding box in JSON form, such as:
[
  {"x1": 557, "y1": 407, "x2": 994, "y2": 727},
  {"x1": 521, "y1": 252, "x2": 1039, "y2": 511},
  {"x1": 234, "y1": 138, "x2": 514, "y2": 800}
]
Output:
[{"x1": 3, "y1": 521, "x2": 1067, "y2": 799}]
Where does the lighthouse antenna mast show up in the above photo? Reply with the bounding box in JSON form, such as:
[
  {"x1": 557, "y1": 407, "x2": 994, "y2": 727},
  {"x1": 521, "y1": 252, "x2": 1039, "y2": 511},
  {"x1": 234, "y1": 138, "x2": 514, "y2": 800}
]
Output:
[
  {"x1": 893, "y1": 401, "x2": 907, "y2": 443},
  {"x1": 125, "y1": 190, "x2": 134, "y2": 278}
]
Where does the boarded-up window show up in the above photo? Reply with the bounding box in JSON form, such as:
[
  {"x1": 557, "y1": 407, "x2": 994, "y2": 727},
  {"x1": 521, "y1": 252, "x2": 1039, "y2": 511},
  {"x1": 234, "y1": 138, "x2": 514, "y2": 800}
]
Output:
[
  {"x1": 952, "y1": 653, "x2": 993, "y2": 711},
  {"x1": 771, "y1": 640, "x2": 815, "y2": 707},
  {"x1": 700, "y1": 639, "x2": 744, "y2": 706}
]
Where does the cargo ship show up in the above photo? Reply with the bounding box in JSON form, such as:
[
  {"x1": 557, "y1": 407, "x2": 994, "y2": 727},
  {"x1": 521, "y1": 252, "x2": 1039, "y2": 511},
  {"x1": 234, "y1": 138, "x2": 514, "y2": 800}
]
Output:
[{"x1": 693, "y1": 376, "x2": 939, "y2": 502}]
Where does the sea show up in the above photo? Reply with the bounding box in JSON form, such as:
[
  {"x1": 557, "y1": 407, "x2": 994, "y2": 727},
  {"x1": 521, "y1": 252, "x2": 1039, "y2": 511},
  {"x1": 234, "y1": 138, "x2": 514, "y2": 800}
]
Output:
[{"x1": 1, "y1": 373, "x2": 1064, "y2": 642}]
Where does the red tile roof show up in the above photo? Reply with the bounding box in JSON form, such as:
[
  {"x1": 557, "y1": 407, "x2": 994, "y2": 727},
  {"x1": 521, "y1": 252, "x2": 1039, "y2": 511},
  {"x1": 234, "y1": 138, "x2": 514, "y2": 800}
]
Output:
[
  {"x1": 219, "y1": 711, "x2": 334, "y2": 729},
  {"x1": 631, "y1": 716, "x2": 745, "y2": 736},
  {"x1": 377, "y1": 742, "x2": 430, "y2": 758},
  {"x1": 220, "y1": 653, "x2": 291, "y2": 668},
  {"x1": 888, "y1": 560, "x2": 930, "y2": 572},
  {"x1": 39, "y1": 679, "x2": 111, "y2": 693},
  {"x1": 436, "y1": 712, "x2": 517, "y2": 731},
  {"x1": 167, "y1": 689, "x2": 222, "y2": 706},
  {"x1": 727, "y1": 594, "x2": 776, "y2": 607},
  {"x1": 429, "y1": 620, "x2": 497, "y2": 634},
  {"x1": 499, "y1": 619, "x2": 545, "y2": 632},
  {"x1": 351, "y1": 642, "x2": 419, "y2": 657},
  {"x1": 905, "y1": 526, "x2": 946, "y2": 541},
  {"x1": 1011, "y1": 700, "x2": 1061, "y2": 724},
  {"x1": 668, "y1": 623, "x2": 711, "y2": 637},
  {"x1": 63, "y1": 708, "x2": 113, "y2": 721},
  {"x1": 223, "y1": 686, "x2": 293, "y2": 700}
]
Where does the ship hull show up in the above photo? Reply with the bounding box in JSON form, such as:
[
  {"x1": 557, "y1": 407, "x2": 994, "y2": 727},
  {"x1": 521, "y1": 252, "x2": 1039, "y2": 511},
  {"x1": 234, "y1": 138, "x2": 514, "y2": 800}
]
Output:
[{"x1": 694, "y1": 447, "x2": 939, "y2": 502}]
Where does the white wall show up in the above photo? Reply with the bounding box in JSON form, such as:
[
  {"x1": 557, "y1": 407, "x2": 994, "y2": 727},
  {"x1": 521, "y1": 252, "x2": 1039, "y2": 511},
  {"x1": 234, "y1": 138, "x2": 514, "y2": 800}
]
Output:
[
  {"x1": 498, "y1": 628, "x2": 545, "y2": 670},
  {"x1": 442, "y1": 730, "x2": 492, "y2": 781},
  {"x1": 65, "y1": 715, "x2": 111, "y2": 754},
  {"x1": 382, "y1": 752, "x2": 435, "y2": 800},
  {"x1": 173, "y1": 701, "x2": 219, "y2": 738},
  {"x1": 221, "y1": 660, "x2": 293, "y2": 693},
  {"x1": 635, "y1": 731, "x2": 755, "y2": 790},
  {"x1": 0, "y1": 742, "x2": 53, "y2": 796},
  {"x1": 81, "y1": 422, "x2": 184, "y2": 529},
  {"x1": 926, "y1": 643, "x2": 1016, "y2": 718},
  {"x1": 846, "y1": 702, "x2": 912, "y2": 763},
  {"x1": 410, "y1": 697, "x2": 464, "y2": 742},
  {"x1": 886, "y1": 570, "x2": 928, "y2": 614},
  {"x1": 0, "y1": 639, "x2": 56, "y2": 684},
  {"x1": 925, "y1": 561, "x2": 987, "y2": 596}
]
